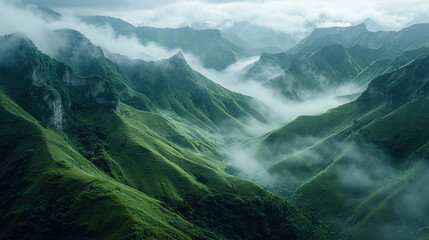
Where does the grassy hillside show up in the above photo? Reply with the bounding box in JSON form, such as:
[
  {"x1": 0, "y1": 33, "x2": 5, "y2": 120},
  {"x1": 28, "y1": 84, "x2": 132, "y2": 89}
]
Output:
[
  {"x1": 250, "y1": 53, "x2": 429, "y2": 239},
  {"x1": 4, "y1": 12, "x2": 429, "y2": 240},
  {"x1": 50, "y1": 29, "x2": 267, "y2": 134},
  {"x1": 245, "y1": 30, "x2": 429, "y2": 101},
  {"x1": 243, "y1": 51, "x2": 309, "y2": 82},
  {"x1": 0, "y1": 87, "x2": 216, "y2": 240},
  {"x1": 260, "y1": 44, "x2": 384, "y2": 100},
  {"x1": 119, "y1": 52, "x2": 268, "y2": 133},
  {"x1": 0, "y1": 32, "x2": 331, "y2": 239}
]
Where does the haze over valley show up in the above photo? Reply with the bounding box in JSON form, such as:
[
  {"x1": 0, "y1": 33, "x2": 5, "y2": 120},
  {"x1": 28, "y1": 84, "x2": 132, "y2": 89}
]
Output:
[{"x1": 1, "y1": 0, "x2": 429, "y2": 239}]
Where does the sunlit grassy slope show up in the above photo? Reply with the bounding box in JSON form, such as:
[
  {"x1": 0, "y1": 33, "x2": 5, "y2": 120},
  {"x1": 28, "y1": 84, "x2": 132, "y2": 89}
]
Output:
[
  {"x1": 0, "y1": 90, "x2": 211, "y2": 240},
  {"x1": 0, "y1": 33, "x2": 330, "y2": 239}
]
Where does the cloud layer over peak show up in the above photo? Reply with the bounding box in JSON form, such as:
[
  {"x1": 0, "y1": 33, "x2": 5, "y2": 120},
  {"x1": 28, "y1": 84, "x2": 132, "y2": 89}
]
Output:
[{"x1": 26, "y1": 0, "x2": 429, "y2": 37}]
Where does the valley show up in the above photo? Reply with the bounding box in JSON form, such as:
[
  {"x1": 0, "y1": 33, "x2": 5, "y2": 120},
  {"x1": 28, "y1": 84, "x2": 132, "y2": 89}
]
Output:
[{"x1": 1, "y1": 1, "x2": 429, "y2": 240}]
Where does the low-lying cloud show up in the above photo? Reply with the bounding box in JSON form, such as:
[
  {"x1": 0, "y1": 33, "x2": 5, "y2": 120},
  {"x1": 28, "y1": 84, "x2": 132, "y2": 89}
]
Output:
[
  {"x1": 185, "y1": 53, "x2": 360, "y2": 126},
  {"x1": 1, "y1": 0, "x2": 367, "y2": 142},
  {"x1": 0, "y1": 0, "x2": 358, "y2": 131},
  {"x1": 0, "y1": 1, "x2": 178, "y2": 63},
  {"x1": 222, "y1": 123, "x2": 397, "y2": 195},
  {"x1": 34, "y1": 0, "x2": 429, "y2": 38}
]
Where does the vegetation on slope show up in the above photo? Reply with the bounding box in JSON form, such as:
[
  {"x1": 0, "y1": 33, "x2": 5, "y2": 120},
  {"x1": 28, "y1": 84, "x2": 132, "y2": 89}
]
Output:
[
  {"x1": 0, "y1": 32, "x2": 330, "y2": 239},
  {"x1": 251, "y1": 52, "x2": 429, "y2": 239}
]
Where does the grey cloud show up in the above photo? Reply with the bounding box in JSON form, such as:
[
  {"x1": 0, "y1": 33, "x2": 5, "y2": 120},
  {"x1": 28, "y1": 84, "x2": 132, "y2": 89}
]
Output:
[
  {"x1": 24, "y1": 0, "x2": 175, "y2": 9},
  {"x1": 27, "y1": 0, "x2": 429, "y2": 37},
  {"x1": 184, "y1": 53, "x2": 359, "y2": 124},
  {"x1": 0, "y1": 0, "x2": 180, "y2": 61}
]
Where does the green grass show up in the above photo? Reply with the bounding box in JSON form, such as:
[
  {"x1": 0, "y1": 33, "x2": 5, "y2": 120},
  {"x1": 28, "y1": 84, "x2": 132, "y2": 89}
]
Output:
[
  {"x1": 252, "y1": 54, "x2": 429, "y2": 239},
  {"x1": 0, "y1": 86, "x2": 330, "y2": 239},
  {"x1": 0, "y1": 88, "x2": 208, "y2": 240},
  {"x1": 0, "y1": 33, "x2": 331, "y2": 239}
]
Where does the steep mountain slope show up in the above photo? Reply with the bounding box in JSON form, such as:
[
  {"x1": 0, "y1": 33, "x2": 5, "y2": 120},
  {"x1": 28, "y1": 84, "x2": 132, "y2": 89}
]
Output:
[
  {"x1": 50, "y1": 29, "x2": 267, "y2": 133},
  {"x1": 0, "y1": 91, "x2": 217, "y2": 240},
  {"x1": 0, "y1": 33, "x2": 119, "y2": 128},
  {"x1": 250, "y1": 52, "x2": 429, "y2": 239},
  {"x1": 244, "y1": 24, "x2": 429, "y2": 101},
  {"x1": 354, "y1": 46, "x2": 429, "y2": 85},
  {"x1": 245, "y1": 43, "x2": 429, "y2": 101},
  {"x1": 119, "y1": 52, "x2": 267, "y2": 133},
  {"x1": 0, "y1": 33, "x2": 330, "y2": 239},
  {"x1": 220, "y1": 21, "x2": 298, "y2": 54},
  {"x1": 24, "y1": 2, "x2": 62, "y2": 21},
  {"x1": 362, "y1": 18, "x2": 394, "y2": 32},
  {"x1": 81, "y1": 16, "x2": 247, "y2": 70},
  {"x1": 289, "y1": 23, "x2": 429, "y2": 55},
  {"x1": 288, "y1": 23, "x2": 369, "y2": 54},
  {"x1": 243, "y1": 51, "x2": 309, "y2": 82},
  {"x1": 259, "y1": 44, "x2": 383, "y2": 100}
]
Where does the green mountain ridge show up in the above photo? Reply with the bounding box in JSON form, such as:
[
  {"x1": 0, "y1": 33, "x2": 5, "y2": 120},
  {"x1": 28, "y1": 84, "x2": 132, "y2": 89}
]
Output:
[
  {"x1": 256, "y1": 44, "x2": 384, "y2": 100},
  {"x1": 244, "y1": 24, "x2": 429, "y2": 101},
  {"x1": 249, "y1": 51, "x2": 429, "y2": 239},
  {"x1": 243, "y1": 51, "x2": 309, "y2": 82},
  {"x1": 2, "y1": 7, "x2": 429, "y2": 240},
  {"x1": 80, "y1": 16, "x2": 247, "y2": 70},
  {"x1": 0, "y1": 32, "x2": 330, "y2": 239},
  {"x1": 220, "y1": 21, "x2": 298, "y2": 54},
  {"x1": 289, "y1": 23, "x2": 429, "y2": 55},
  {"x1": 288, "y1": 23, "x2": 369, "y2": 54},
  {"x1": 354, "y1": 46, "x2": 429, "y2": 85},
  {"x1": 50, "y1": 29, "x2": 268, "y2": 134}
]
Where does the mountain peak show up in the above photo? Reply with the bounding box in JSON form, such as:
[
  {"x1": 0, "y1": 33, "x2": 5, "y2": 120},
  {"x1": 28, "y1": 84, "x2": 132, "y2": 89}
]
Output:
[
  {"x1": 55, "y1": 29, "x2": 90, "y2": 43},
  {"x1": 311, "y1": 23, "x2": 367, "y2": 35},
  {"x1": 289, "y1": 23, "x2": 369, "y2": 54},
  {"x1": 354, "y1": 22, "x2": 368, "y2": 30},
  {"x1": 0, "y1": 32, "x2": 38, "y2": 65},
  {"x1": 174, "y1": 51, "x2": 185, "y2": 59},
  {"x1": 2, "y1": 32, "x2": 34, "y2": 46},
  {"x1": 80, "y1": 15, "x2": 136, "y2": 33},
  {"x1": 401, "y1": 22, "x2": 429, "y2": 32},
  {"x1": 167, "y1": 51, "x2": 188, "y2": 67},
  {"x1": 53, "y1": 29, "x2": 105, "y2": 58}
]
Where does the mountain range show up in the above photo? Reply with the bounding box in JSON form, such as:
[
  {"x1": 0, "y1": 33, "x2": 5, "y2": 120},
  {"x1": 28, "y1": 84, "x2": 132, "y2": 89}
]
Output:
[
  {"x1": 0, "y1": 31, "x2": 329, "y2": 239},
  {"x1": 244, "y1": 23, "x2": 429, "y2": 100},
  {"x1": 80, "y1": 16, "x2": 248, "y2": 71},
  {"x1": 250, "y1": 52, "x2": 429, "y2": 239},
  {"x1": 1, "y1": 6, "x2": 429, "y2": 240}
]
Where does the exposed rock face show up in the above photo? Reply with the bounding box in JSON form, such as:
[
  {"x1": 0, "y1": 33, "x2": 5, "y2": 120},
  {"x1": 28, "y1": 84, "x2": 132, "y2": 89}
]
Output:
[
  {"x1": 31, "y1": 67, "x2": 48, "y2": 85},
  {"x1": 29, "y1": 61, "x2": 120, "y2": 128},
  {"x1": 61, "y1": 66, "x2": 85, "y2": 86},
  {"x1": 42, "y1": 91, "x2": 64, "y2": 129},
  {"x1": 0, "y1": 33, "x2": 120, "y2": 130},
  {"x1": 61, "y1": 67, "x2": 119, "y2": 110},
  {"x1": 29, "y1": 66, "x2": 119, "y2": 129}
]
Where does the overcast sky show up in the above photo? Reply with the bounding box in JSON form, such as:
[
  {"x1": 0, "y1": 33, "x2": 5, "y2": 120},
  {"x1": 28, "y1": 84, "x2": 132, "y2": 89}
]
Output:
[{"x1": 23, "y1": 0, "x2": 429, "y2": 36}]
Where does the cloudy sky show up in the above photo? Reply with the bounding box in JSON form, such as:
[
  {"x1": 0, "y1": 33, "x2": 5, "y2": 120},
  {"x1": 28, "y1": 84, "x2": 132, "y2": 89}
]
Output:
[{"x1": 24, "y1": 0, "x2": 429, "y2": 35}]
